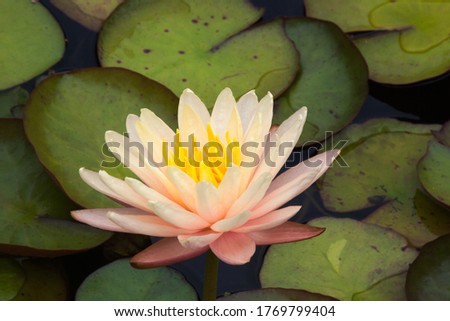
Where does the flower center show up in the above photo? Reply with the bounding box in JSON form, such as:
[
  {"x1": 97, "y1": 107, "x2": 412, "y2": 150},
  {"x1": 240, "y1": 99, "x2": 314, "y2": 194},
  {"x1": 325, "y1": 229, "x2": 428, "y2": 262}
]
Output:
[{"x1": 165, "y1": 123, "x2": 241, "y2": 187}]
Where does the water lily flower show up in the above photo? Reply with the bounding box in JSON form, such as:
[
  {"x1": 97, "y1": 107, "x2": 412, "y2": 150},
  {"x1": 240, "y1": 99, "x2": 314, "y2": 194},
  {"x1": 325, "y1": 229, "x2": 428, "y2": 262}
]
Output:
[{"x1": 72, "y1": 88, "x2": 339, "y2": 267}]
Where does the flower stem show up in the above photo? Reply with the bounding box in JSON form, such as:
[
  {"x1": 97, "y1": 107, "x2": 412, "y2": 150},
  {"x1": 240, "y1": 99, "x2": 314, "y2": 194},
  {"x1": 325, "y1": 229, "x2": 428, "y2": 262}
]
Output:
[{"x1": 202, "y1": 250, "x2": 219, "y2": 301}]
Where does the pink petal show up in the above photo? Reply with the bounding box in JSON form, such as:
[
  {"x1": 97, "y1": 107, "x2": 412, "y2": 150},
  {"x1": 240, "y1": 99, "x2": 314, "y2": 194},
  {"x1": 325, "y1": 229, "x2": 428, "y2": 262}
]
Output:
[
  {"x1": 234, "y1": 206, "x2": 301, "y2": 233},
  {"x1": 211, "y1": 210, "x2": 252, "y2": 232},
  {"x1": 131, "y1": 238, "x2": 208, "y2": 268},
  {"x1": 210, "y1": 232, "x2": 256, "y2": 265},
  {"x1": 251, "y1": 150, "x2": 340, "y2": 219},
  {"x1": 247, "y1": 221, "x2": 325, "y2": 245},
  {"x1": 71, "y1": 208, "x2": 148, "y2": 233},
  {"x1": 178, "y1": 231, "x2": 222, "y2": 249},
  {"x1": 107, "y1": 211, "x2": 197, "y2": 237},
  {"x1": 148, "y1": 201, "x2": 210, "y2": 230}
]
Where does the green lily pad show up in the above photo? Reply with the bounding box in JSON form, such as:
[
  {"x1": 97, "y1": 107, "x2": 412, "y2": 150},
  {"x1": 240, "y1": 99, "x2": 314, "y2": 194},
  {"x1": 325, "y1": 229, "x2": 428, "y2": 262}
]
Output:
[
  {"x1": 274, "y1": 18, "x2": 368, "y2": 146},
  {"x1": 98, "y1": 0, "x2": 299, "y2": 107},
  {"x1": 219, "y1": 288, "x2": 336, "y2": 301},
  {"x1": 354, "y1": 32, "x2": 450, "y2": 84},
  {"x1": 51, "y1": 0, "x2": 124, "y2": 31},
  {"x1": 0, "y1": 120, "x2": 111, "y2": 256},
  {"x1": 304, "y1": 0, "x2": 450, "y2": 84},
  {"x1": 351, "y1": 272, "x2": 408, "y2": 301},
  {"x1": 260, "y1": 217, "x2": 418, "y2": 300},
  {"x1": 0, "y1": 0, "x2": 65, "y2": 90},
  {"x1": 0, "y1": 258, "x2": 25, "y2": 300},
  {"x1": 76, "y1": 258, "x2": 197, "y2": 300},
  {"x1": 304, "y1": 0, "x2": 386, "y2": 32},
  {"x1": 24, "y1": 68, "x2": 178, "y2": 208},
  {"x1": 433, "y1": 120, "x2": 450, "y2": 146},
  {"x1": 0, "y1": 87, "x2": 28, "y2": 118},
  {"x1": 102, "y1": 233, "x2": 152, "y2": 261},
  {"x1": 319, "y1": 119, "x2": 450, "y2": 247},
  {"x1": 418, "y1": 140, "x2": 450, "y2": 207},
  {"x1": 369, "y1": 1, "x2": 450, "y2": 53},
  {"x1": 13, "y1": 259, "x2": 67, "y2": 301},
  {"x1": 406, "y1": 234, "x2": 450, "y2": 300}
]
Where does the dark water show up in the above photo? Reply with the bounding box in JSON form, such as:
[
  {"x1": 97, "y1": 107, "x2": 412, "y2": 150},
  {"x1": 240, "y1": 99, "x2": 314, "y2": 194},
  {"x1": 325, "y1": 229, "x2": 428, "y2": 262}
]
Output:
[{"x1": 32, "y1": 0, "x2": 450, "y2": 299}]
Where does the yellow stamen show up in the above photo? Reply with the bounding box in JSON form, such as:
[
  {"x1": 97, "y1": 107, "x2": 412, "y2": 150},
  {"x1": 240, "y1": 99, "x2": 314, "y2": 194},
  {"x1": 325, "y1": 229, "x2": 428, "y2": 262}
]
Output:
[{"x1": 165, "y1": 122, "x2": 241, "y2": 186}]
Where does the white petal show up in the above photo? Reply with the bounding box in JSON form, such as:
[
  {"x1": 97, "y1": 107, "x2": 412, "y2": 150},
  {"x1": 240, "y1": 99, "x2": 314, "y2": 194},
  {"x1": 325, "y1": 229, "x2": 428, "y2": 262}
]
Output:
[
  {"x1": 79, "y1": 168, "x2": 144, "y2": 209},
  {"x1": 97, "y1": 170, "x2": 149, "y2": 210},
  {"x1": 217, "y1": 165, "x2": 241, "y2": 212},
  {"x1": 165, "y1": 166, "x2": 198, "y2": 212},
  {"x1": 125, "y1": 177, "x2": 182, "y2": 207},
  {"x1": 178, "y1": 104, "x2": 208, "y2": 146},
  {"x1": 148, "y1": 201, "x2": 209, "y2": 230},
  {"x1": 105, "y1": 130, "x2": 170, "y2": 195},
  {"x1": 237, "y1": 90, "x2": 258, "y2": 134},
  {"x1": 226, "y1": 172, "x2": 273, "y2": 218},
  {"x1": 196, "y1": 181, "x2": 224, "y2": 222},
  {"x1": 211, "y1": 210, "x2": 252, "y2": 232},
  {"x1": 257, "y1": 92, "x2": 274, "y2": 139},
  {"x1": 211, "y1": 88, "x2": 234, "y2": 136},
  {"x1": 178, "y1": 88, "x2": 210, "y2": 125},
  {"x1": 140, "y1": 108, "x2": 175, "y2": 142}
]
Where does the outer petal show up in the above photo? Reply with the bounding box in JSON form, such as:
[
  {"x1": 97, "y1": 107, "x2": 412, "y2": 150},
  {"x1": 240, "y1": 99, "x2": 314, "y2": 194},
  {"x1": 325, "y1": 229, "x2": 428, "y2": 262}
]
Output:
[
  {"x1": 234, "y1": 206, "x2": 301, "y2": 233},
  {"x1": 251, "y1": 150, "x2": 340, "y2": 219},
  {"x1": 98, "y1": 170, "x2": 149, "y2": 210},
  {"x1": 247, "y1": 221, "x2": 325, "y2": 245},
  {"x1": 107, "y1": 211, "x2": 196, "y2": 237},
  {"x1": 177, "y1": 231, "x2": 222, "y2": 249},
  {"x1": 210, "y1": 210, "x2": 252, "y2": 232},
  {"x1": 79, "y1": 168, "x2": 146, "y2": 210},
  {"x1": 71, "y1": 208, "x2": 142, "y2": 232},
  {"x1": 148, "y1": 201, "x2": 210, "y2": 230},
  {"x1": 210, "y1": 232, "x2": 256, "y2": 265},
  {"x1": 131, "y1": 238, "x2": 208, "y2": 268}
]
